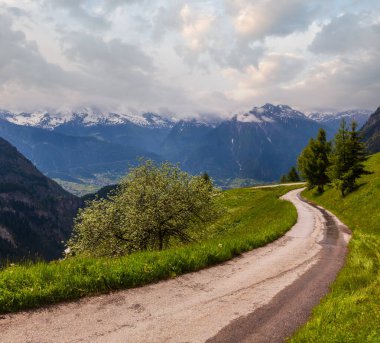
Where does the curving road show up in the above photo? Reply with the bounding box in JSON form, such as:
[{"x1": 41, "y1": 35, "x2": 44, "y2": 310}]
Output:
[{"x1": 0, "y1": 188, "x2": 350, "y2": 343}]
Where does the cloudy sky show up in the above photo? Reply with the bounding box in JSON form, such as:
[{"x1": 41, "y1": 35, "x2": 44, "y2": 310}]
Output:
[{"x1": 0, "y1": 0, "x2": 379, "y2": 117}]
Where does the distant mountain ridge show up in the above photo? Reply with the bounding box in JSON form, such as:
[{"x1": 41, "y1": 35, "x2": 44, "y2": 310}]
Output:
[
  {"x1": 1, "y1": 105, "x2": 372, "y2": 131},
  {"x1": 0, "y1": 137, "x2": 82, "y2": 262},
  {"x1": 0, "y1": 119, "x2": 160, "y2": 185},
  {"x1": 307, "y1": 109, "x2": 372, "y2": 130},
  {"x1": 0, "y1": 107, "x2": 177, "y2": 130},
  {"x1": 0, "y1": 103, "x2": 350, "y2": 192},
  {"x1": 173, "y1": 104, "x2": 328, "y2": 182}
]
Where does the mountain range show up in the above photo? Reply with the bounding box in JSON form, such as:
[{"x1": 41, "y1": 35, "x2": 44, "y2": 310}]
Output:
[
  {"x1": 0, "y1": 137, "x2": 82, "y2": 262},
  {"x1": 0, "y1": 105, "x2": 378, "y2": 261},
  {"x1": 1, "y1": 105, "x2": 371, "y2": 131},
  {"x1": 307, "y1": 109, "x2": 372, "y2": 131},
  {"x1": 0, "y1": 104, "x2": 373, "y2": 194}
]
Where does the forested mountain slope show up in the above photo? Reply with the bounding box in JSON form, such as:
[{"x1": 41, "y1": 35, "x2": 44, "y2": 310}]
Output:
[
  {"x1": 361, "y1": 107, "x2": 380, "y2": 153},
  {"x1": 0, "y1": 138, "x2": 82, "y2": 262}
]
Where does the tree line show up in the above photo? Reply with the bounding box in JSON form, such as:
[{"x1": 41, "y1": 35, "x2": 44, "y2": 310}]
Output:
[{"x1": 283, "y1": 119, "x2": 369, "y2": 196}]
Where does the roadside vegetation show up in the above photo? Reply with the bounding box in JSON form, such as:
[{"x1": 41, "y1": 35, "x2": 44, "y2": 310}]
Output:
[
  {"x1": 0, "y1": 183, "x2": 299, "y2": 314},
  {"x1": 290, "y1": 152, "x2": 380, "y2": 342}
]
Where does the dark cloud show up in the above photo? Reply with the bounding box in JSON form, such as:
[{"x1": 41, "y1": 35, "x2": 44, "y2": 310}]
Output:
[
  {"x1": 5, "y1": 6, "x2": 29, "y2": 17},
  {"x1": 0, "y1": 13, "x2": 74, "y2": 89},
  {"x1": 60, "y1": 31, "x2": 158, "y2": 99},
  {"x1": 0, "y1": 10, "x2": 193, "y2": 112},
  {"x1": 277, "y1": 52, "x2": 380, "y2": 110},
  {"x1": 62, "y1": 31, "x2": 154, "y2": 74},
  {"x1": 42, "y1": 0, "x2": 111, "y2": 30},
  {"x1": 310, "y1": 13, "x2": 380, "y2": 54}
]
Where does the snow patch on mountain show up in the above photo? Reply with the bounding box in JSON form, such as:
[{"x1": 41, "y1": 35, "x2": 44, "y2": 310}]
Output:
[
  {"x1": 0, "y1": 107, "x2": 177, "y2": 129},
  {"x1": 235, "y1": 104, "x2": 306, "y2": 123},
  {"x1": 307, "y1": 109, "x2": 372, "y2": 123},
  {"x1": 3, "y1": 104, "x2": 368, "y2": 131}
]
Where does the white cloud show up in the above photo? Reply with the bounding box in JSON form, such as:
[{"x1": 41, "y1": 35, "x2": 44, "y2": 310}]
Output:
[
  {"x1": 226, "y1": 0, "x2": 320, "y2": 40},
  {"x1": 180, "y1": 4, "x2": 215, "y2": 52},
  {"x1": 222, "y1": 54, "x2": 306, "y2": 104},
  {"x1": 242, "y1": 54, "x2": 306, "y2": 88},
  {"x1": 286, "y1": 53, "x2": 380, "y2": 110}
]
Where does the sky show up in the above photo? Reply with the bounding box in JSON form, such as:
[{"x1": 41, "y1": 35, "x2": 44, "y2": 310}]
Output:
[{"x1": 0, "y1": 0, "x2": 379, "y2": 118}]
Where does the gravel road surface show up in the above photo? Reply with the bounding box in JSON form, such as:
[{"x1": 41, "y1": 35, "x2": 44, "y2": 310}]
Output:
[{"x1": 0, "y1": 188, "x2": 350, "y2": 343}]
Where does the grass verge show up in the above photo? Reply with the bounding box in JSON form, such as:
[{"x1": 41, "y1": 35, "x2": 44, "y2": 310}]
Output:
[
  {"x1": 0, "y1": 185, "x2": 299, "y2": 314},
  {"x1": 290, "y1": 152, "x2": 380, "y2": 342}
]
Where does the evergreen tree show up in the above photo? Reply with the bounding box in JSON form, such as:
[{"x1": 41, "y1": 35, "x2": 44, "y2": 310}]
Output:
[
  {"x1": 347, "y1": 121, "x2": 370, "y2": 186},
  {"x1": 287, "y1": 167, "x2": 301, "y2": 182},
  {"x1": 328, "y1": 120, "x2": 369, "y2": 196},
  {"x1": 201, "y1": 172, "x2": 214, "y2": 191},
  {"x1": 280, "y1": 167, "x2": 300, "y2": 183},
  {"x1": 328, "y1": 119, "x2": 350, "y2": 195},
  {"x1": 297, "y1": 128, "x2": 331, "y2": 193}
]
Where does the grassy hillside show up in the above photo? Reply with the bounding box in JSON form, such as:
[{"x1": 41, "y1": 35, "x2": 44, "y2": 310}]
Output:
[
  {"x1": 0, "y1": 185, "x2": 299, "y2": 314},
  {"x1": 291, "y1": 152, "x2": 380, "y2": 342}
]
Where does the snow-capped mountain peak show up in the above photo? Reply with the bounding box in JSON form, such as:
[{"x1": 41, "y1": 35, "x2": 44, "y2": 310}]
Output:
[
  {"x1": 0, "y1": 107, "x2": 176, "y2": 129},
  {"x1": 235, "y1": 104, "x2": 306, "y2": 123},
  {"x1": 307, "y1": 109, "x2": 372, "y2": 122},
  {"x1": 306, "y1": 109, "x2": 372, "y2": 129}
]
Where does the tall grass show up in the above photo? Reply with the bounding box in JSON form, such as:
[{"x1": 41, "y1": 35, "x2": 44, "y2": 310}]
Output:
[
  {"x1": 0, "y1": 186, "x2": 298, "y2": 314},
  {"x1": 290, "y1": 153, "x2": 380, "y2": 342}
]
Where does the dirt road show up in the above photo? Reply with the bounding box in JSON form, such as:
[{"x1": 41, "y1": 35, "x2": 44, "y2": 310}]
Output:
[{"x1": 0, "y1": 188, "x2": 350, "y2": 343}]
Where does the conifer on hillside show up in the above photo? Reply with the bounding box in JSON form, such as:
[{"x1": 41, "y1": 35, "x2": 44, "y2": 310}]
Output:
[
  {"x1": 298, "y1": 128, "x2": 331, "y2": 193},
  {"x1": 328, "y1": 120, "x2": 370, "y2": 196}
]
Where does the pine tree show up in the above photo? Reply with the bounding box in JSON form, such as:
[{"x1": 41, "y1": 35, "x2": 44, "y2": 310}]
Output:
[
  {"x1": 329, "y1": 120, "x2": 369, "y2": 195},
  {"x1": 298, "y1": 128, "x2": 331, "y2": 193},
  {"x1": 287, "y1": 167, "x2": 300, "y2": 182},
  {"x1": 328, "y1": 119, "x2": 349, "y2": 195},
  {"x1": 281, "y1": 167, "x2": 300, "y2": 183},
  {"x1": 201, "y1": 172, "x2": 213, "y2": 190}
]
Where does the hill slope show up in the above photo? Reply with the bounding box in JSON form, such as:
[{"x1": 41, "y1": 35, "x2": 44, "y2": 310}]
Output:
[
  {"x1": 0, "y1": 138, "x2": 82, "y2": 262},
  {"x1": 361, "y1": 106, "x2": 380, "y2": 153},
  {"x1": 291, "y1": 152, "x2": 380, "y2": 342}
]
